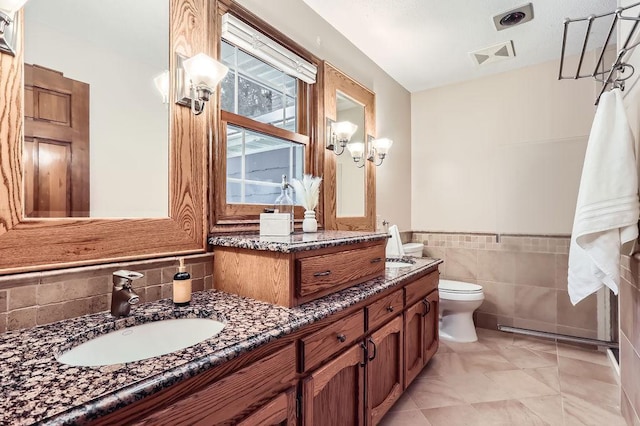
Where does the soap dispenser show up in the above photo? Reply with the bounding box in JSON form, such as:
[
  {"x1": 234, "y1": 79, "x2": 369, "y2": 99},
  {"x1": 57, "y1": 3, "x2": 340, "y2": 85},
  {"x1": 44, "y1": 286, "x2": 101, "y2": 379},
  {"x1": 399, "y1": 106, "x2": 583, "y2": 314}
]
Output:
[{"x1": 173, "y1": 258, "x2": 192, "y2": 307}]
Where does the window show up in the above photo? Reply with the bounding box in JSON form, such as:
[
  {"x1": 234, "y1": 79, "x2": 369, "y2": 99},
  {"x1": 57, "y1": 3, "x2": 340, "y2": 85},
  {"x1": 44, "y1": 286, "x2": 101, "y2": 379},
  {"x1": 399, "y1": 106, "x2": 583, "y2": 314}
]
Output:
[{"x1": 212, "y1": 10, "x2": 319, "y2": 228}]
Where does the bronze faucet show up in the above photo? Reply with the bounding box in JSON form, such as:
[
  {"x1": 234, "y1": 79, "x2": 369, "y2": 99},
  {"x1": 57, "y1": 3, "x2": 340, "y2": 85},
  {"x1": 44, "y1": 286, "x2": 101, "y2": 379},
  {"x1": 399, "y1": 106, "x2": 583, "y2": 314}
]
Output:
[{"x1": 110, "y1": 270, "x2": 143, "y2": 318}]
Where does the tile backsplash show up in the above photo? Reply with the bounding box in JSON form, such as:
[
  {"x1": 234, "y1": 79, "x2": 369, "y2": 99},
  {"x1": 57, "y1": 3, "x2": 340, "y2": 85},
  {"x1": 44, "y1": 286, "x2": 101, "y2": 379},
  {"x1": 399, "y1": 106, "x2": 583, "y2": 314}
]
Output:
[
  {"x1": 411, "y1": 232, "x2": 598, "y2": 339},
  {"x1": 0, "y1": 254, "x2": 213, "y2": 333}
]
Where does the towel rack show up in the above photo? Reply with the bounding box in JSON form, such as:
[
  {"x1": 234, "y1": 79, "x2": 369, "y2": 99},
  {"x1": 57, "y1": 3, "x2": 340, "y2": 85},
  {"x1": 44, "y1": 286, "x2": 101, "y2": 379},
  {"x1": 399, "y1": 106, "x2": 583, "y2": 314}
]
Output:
[{"x1": 558, "y1": 1, "x2": 640, "y2": 105}]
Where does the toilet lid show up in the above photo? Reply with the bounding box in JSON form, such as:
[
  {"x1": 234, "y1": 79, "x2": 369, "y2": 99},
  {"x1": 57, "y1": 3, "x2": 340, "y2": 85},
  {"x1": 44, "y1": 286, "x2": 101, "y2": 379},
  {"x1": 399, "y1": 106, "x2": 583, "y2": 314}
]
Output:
[{"x1": 439, "y1": 280, "x2": 483, "y2": 293}]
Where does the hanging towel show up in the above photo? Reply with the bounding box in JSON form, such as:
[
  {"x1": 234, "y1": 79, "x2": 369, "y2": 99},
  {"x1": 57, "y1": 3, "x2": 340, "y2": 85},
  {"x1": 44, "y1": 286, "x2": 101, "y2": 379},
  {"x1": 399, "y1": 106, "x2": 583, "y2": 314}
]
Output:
[
  {"x1": 386, "y1": 225, "x2": 405, "y2": 258},
  {"x1": 568, "y1": 88, "x2": 640, "y2": 305}
]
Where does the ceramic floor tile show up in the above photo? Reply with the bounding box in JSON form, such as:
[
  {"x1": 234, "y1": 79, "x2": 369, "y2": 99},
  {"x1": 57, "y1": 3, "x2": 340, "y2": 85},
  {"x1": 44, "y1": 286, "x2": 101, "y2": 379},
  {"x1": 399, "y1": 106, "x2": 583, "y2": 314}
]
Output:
[
  {"x1": 557, "y1": 355, "x2": 618, "y2": 385},
  {"x1": 558, "y1": 370, "x2": 620, "y2": 409},
  {"x1": 556, "y1": 342, "x2": 610, "y2": 366},
  {"x1": 439, "y1": 340, "x2": 493, "y2": 353},
  {"x1": 471, "y1": 399, "x2": 549, "y2": 425},
  {"x1": 494, "y1": 346, "x2": 557, "y2": 369},
  {"x1": 522, "y1": 366, "x2": 561, "y2": 392},
  {"x1": 428, "y1": 372, "x2": 515, "y2": 404},
  {"x1": 408, "y1": 376, "x2": 468, "y2": 409},
  {"x1": 483, "y1": 369, "x2": 559, "y2": 399},
  {"x1": 562, "y1": 395, "x2": 626, "y2": 426},
  {"x1": 455, "y1": 350, "x2": 519, "y2": 374},
  {"x1": 476, "y1": 328, "x2": 514, "y2": 347},
  {"x1": 380, "y1": 408, "x2": 431, "y2": 426},
  {"x1": 518, "y1": 395, "x2": 564, "y2": 426},
  {"x1": 512, "y1": 335, "x2": 558, "y2": 353},
  {"x1": 421, "y1": 404, "x2": 484, "y2": 426},
  {"x1": 388, "y1": 391, "x2": 419, "y2": 412}
]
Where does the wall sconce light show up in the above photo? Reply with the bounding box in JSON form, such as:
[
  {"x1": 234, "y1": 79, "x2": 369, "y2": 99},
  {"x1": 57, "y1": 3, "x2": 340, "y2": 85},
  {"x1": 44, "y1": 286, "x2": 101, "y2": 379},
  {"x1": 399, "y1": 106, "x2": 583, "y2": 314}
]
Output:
[
  {"x1": 0, "y1": 0, "x2": 28, "y2": 56},
  {"x1": 153, "y1": 70, "x2": 170, "y2": 104},
  {"x1": 175, "y1": 52, "x2": 228, "y2": 116},
  {"x1": 326, "y1": 118, "x2": 358, "y2": 155},
  {"x1": 347, "y1": 141, "x2": 366, "y2": 168},
  {"x1": 366, "y1": 135, "x2": 393, "y2": 166}
]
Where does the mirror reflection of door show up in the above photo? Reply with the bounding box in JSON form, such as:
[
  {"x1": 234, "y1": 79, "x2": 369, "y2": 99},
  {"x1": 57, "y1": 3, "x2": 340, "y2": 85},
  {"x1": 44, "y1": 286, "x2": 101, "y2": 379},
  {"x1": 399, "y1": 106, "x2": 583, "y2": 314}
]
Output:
[
  {"x1": 23, "y1": 64, "x2": 90, "y2": 217},
  {"x1": 336, "y1": 91, "x2": 365, "y2": 217}
]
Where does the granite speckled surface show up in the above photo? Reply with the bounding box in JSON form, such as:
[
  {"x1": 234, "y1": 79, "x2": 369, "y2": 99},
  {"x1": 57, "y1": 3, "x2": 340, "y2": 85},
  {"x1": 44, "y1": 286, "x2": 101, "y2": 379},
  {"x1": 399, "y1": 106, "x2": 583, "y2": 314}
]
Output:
[
  {"x1": 208, "y1": 230, "x2": 389, "y2": 253},
  {"x1": 0, "y1": 257, "x2": 441, "y2": 425}
]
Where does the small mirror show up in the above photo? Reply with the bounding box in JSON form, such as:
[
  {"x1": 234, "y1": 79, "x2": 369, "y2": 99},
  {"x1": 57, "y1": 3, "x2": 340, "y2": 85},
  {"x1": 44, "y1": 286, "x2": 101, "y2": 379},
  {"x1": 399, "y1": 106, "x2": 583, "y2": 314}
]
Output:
[
  {"x1": 22, "y1": 0, "x2": 169, "y2": 218},
  {"x1": 336, "y1": 91, "x2": 365, "y2": 217}
]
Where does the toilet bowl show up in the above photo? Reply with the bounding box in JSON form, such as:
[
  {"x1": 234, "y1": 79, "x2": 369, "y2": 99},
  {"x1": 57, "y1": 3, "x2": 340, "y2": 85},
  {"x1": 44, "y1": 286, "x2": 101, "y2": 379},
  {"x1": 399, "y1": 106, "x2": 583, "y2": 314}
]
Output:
[
  {"x1": 402, "y1": 242, "x2": 423, "y2": 257},
  {"x1": 438, "y1": 279, "x2": 484, "y2": 343}
]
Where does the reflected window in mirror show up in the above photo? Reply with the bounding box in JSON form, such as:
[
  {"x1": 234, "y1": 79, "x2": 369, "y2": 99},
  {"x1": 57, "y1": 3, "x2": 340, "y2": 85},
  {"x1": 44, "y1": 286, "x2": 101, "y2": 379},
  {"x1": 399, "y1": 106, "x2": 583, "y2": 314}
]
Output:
[
  {"x1": 23, "y1": 0, "x2": 169, "y2": 219},
  {"x1": 213, "y1": 12, "x2": 317, "y2": 227}
]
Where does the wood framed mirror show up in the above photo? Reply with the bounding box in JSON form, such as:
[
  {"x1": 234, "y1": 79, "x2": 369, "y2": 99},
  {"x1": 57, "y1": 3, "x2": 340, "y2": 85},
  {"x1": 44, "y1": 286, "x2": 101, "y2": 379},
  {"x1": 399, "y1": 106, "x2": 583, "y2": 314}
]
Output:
[
  {"x1": 323, "y1": 62, "x2": 376, "y2": 231},
  {"x1": 0, "y1": 0, "x2": 213, "y2": 274}
]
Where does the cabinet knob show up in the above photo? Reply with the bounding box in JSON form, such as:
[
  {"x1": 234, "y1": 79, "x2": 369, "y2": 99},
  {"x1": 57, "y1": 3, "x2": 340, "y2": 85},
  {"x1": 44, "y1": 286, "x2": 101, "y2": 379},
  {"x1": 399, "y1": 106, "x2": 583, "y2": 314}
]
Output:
[
  {"x1": 386, "y1": 305, "x2": 394, "y2": 313},
  {"x1": 337, "y1": 334, "x2": 347, "y2": 343},
  {"x1": 422, "y1": 299, "x2": 431, "y2": 316}
]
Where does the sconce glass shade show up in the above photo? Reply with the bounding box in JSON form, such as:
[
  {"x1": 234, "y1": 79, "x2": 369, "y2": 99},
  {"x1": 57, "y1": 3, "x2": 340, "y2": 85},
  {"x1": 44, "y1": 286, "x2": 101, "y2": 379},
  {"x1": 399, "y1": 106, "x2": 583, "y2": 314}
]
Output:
[
  {"x1": 331, "y1": 121, "x2": 358, "y2": 144},
  {"x1": 0, "y1": 0, "x2": 28, "y2": 14},
  {"x1": 347, "y1": 141, "x2": 365, "y2": 160},
  {"x1": 372, "y1": 137, "x2": 393, "y2": 155},
  {"x1": 153, "y1": 70, "x2": 170, "y2": 104},
  {"x1": 182, "y1": 53, "x2": 229, "y2": 92}
]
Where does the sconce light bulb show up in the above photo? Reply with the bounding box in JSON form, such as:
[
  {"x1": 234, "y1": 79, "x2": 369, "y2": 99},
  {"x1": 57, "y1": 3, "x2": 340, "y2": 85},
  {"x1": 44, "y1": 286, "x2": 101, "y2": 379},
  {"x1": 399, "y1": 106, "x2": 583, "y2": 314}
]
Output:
[
  {"x1": 183, "y1": 53, "x2": 229, "y2": 92},
  {"x1": 331, "y1": 121, "x2": 358, "y2": 144},
  {"x1": 372, "y1": 137, "x2": 393, "y2": 155},
  {"x1": 153, "y1": 70, "x2": 170, "y2": 104},
  {"x1": 347, "y1": 141, "x2": 365, "y2": 160}
]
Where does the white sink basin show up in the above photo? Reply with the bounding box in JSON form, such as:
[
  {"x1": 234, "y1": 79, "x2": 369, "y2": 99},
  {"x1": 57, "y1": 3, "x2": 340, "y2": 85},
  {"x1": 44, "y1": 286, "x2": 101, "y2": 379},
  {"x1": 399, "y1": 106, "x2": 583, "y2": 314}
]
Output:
[
  {"x1": 385, "y1": 261, "x2": 414, "y2": 269},
  {"x1": 57, "y1": 318, "x2": 225, "y2": 367}
]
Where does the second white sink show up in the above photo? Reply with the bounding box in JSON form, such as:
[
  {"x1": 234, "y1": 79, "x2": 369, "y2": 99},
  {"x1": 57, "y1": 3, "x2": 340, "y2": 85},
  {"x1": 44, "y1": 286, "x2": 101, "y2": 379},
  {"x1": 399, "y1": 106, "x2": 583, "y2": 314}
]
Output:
[{"x1": 57, "y1": 318, "x2": 225, "y2": 367}]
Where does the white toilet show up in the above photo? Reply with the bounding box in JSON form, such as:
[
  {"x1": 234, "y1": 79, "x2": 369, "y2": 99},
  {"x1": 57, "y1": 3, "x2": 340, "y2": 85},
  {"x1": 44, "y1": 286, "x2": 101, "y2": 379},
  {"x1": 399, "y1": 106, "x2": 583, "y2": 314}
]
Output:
[
  {"x1": 438, "y1": 279, "x2": 484, "y2": 343},
  {"x1": 402, "y1": 242, "x2": 424, "y2": 257}
]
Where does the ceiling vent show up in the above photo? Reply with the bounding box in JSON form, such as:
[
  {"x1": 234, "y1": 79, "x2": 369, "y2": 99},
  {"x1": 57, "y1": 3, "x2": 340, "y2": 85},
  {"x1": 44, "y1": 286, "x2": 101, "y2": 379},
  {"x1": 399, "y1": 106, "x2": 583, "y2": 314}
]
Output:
[
  {"x1": 469, "y1": 41, "x2": 515, "y2": 66},
  {"x1": 493, "y1": 3, "x2": 534, "y2": 31}
]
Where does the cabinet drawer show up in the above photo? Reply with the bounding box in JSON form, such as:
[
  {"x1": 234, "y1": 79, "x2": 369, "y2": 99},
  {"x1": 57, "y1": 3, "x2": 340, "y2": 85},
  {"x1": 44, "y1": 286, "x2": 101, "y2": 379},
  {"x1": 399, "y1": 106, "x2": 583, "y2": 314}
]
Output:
[
  {"x1": 296, "y1": 244, "x2": 385, "y2": 299},
  {"x1": 366, "y1": 289, "x2": 403, "y2": 331},
  {"x1": 301, "y1": 309, "x2": 365, "y2": 372},
  {"x1": 405, "y1": 271, "x2": 439, "y2": 306}
]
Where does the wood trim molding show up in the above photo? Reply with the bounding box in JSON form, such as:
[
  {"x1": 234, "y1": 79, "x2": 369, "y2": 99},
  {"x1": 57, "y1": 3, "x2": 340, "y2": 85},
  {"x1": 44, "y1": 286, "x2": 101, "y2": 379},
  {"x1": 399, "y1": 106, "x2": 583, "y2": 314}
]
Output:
[
  {"x1": 322, "y1": 62, "x2": 376, "y2": 231},
  {"x1": 0, "y1": 0, "x2": 211, "y2": 275}
]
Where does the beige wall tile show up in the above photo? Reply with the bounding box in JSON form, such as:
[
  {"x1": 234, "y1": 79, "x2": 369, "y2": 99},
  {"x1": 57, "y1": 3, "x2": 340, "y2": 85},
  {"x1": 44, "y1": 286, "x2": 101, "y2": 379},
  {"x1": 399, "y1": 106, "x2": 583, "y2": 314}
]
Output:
[
  {"x1": 145, "y1": 285, "x2": 163, "y2": 302},
  {"x1": 204, "y1": 276, "x2": 214, "y2": 290},
  {"x1": 0, "y1": 313, "x2": 6, "y2": 333},
  {"x1": 513, "y1": 318, "x2": 557, "y2": 334},
  {"x1": 0, "y1": 275, "x2": 40, "y2": 291},
  {"x1": 37, "y1": 303, "x2": 66, "y2": 325},
  {"x1": 477, "y1": 251, "x2": 516, "y2": 283},
  {"x1": 8, "y1": 285, "x2": 37, "y2": 310},
  {"x1": 444, "y1": 248, "x2": 477, "y2": 280},
  {"x1": 162, "y1": 266, "x2": 178, "y2": 283},
  {"x1": 621, "y1": 389, "x2": 640, "y2": 426},
  {"x1": 556, "y1": 325, "x2": 597, "y2": 340},
  {"x1": 7, "y1": 308, "x2": 37, "y2": 331},
  {"x1": 621, "y1": 335, "x2": 635, "y2": 411},
  {"x1": 205, "y1": 261, "x2": 213, "y2": 276},
  {"x1": 161, "y1": 283, "x2": 172, "y2": 299},
  {"x1": 37, "y1": 282, "x2": 65, "y2": 305},
  {"x1": 144, "y1": 268, "x2": 162, "y2": 286},
  {"x1": 621, "y1": 280, "x2": 635, "y2": 340},
  {"x1": 555, "y1": 254, "x2": 568, "y2": 290},
  {"x1": 192, "y1": 278, "x2": 204, "y2": 292},
  {"x1": 475, "y1": 312, "x2": 513, "y2": 330},
  {"x1": 477, "y1": 281, "x2": 515, "y2": 316},
  {"x1": 0, "y1": 290, "x2": 6, "y2": 313},
  {"x1": 514, "y1": 286, "x2": 557, "y2": 324},
  {"x1": 514, "y1": 253, "x2": 556, "y2": 288},
  {"x1": 191, "y1": 263, "x2": 205, "y2": 279},
  {"x1": 556, "y1": 290, "x2": 597, "y2": 331}
]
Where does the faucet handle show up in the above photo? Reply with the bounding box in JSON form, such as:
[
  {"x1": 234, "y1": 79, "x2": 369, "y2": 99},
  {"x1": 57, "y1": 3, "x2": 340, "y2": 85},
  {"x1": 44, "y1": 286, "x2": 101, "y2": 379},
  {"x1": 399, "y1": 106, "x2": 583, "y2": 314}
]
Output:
[{"x1": 112, "y1": 270, "x2": 144, "y2": 287}]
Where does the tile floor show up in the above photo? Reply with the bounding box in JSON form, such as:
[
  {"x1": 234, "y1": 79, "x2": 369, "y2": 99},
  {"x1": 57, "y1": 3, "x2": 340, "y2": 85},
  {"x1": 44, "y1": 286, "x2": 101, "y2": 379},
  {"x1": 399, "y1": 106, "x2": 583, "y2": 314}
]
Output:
[{"x1": 381, "y1": 328, "x2": 625, "y2": 426}]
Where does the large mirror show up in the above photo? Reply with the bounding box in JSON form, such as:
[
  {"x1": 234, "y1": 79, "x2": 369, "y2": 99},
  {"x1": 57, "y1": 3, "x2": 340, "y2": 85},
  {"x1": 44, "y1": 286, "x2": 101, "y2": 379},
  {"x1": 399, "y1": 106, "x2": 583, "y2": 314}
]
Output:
[
  {"x1": 323, "y1": 62, "x2": 376, "y2": 231},
  {"x1": 0, "y1": 0, "x2": 208, "y2": 274},
  {"x1": 23, "y1": 0, "x2": 169, "y2": 218},
  {"x1": 335, "y1": 91, "x2": 365, "y2": 217}
]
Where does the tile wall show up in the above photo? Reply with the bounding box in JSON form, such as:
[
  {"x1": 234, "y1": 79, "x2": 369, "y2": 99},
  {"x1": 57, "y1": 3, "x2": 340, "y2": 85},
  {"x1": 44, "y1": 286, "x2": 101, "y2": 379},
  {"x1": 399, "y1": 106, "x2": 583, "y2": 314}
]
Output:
[
  {"x1": 0, "y1": 254, "x2": 214, "y2": 333},
  {"x1": 411, "y1": 232, "x2": 599, "y2": 339},
  {"x1": 620, "y1": 254, "x2": 640, "y2": 425}
]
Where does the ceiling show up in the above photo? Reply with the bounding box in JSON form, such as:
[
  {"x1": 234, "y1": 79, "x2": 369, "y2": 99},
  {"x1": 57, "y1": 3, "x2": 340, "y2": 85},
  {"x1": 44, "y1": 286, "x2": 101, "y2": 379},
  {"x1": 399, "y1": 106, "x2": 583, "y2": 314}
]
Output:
[{"x1": 302, "y1": 0, "x2": 619, "y2": 92}]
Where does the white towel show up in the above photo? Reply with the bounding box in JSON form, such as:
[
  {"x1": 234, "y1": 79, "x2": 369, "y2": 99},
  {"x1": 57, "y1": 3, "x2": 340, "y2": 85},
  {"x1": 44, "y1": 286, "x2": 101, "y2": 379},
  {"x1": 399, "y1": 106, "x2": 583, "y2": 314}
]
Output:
[
  {"x1": 568, "y1": 88, "x2": 640, "y2": 305},
  {"x1": 386, "y1": 225, "x2": 404, "y2": 257}
]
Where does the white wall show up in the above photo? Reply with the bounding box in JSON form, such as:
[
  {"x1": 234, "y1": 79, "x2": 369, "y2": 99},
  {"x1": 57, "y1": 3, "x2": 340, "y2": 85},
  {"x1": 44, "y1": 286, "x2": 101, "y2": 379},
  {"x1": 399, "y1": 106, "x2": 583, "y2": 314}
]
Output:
[
  {"x1": 237, "y1": 0, "x2": 413, "y2": 231},
  {"x1": 24, "y1": 4, "x2": 169, "y2": 218},
  {"x1": 411, "y1": 54, "x2": 601, "y2": 234}
]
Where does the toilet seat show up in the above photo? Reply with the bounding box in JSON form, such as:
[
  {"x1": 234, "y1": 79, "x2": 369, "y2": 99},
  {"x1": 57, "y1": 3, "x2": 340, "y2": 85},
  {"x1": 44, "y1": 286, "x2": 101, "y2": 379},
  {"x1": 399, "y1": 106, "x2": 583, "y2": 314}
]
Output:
[{"x1": 439, "y1": 280, "x2": 484, "y2": 301}]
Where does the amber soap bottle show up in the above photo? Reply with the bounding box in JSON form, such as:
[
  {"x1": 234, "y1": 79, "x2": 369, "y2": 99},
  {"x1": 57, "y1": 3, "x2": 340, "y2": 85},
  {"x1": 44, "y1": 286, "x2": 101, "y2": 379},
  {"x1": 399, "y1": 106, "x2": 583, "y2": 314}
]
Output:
[{"x1": 173, "y1": 258, "x2": 192, "y2": 307}]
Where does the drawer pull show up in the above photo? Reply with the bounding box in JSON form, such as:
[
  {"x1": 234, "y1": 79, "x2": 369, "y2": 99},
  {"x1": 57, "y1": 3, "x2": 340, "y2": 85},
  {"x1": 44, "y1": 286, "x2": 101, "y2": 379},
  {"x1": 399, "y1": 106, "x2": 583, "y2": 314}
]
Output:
[
  {"x1": 386, "y1": 305, "x2": 394, "y2": 313},
  {"x1": 370, "y1": 257, "x2": 382, "y2": 264},
  {"x1": 367, "y1": 337, "x2": 377, "y2": 361},
  {"x1": 360, "y1": 342, "x2": 368, "y2": 367},
  {"x1": 422, "y1": 299, "x2": 431, "y2": 316},
  {"x1": 337, "y1": 334, "x2": 347, "y2": 343},
  {"x1": 313, "y1": 270, "x2": 332, "y2": 277}
]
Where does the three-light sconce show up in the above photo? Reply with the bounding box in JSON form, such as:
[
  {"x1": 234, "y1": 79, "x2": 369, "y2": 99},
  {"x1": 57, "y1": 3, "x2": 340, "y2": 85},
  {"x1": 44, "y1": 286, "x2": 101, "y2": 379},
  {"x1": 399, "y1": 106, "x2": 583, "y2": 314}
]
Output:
[
  {"x1": 326, "y1": 118, "x2": 393, "y2": 167},
  {"x1": 0, "y1": 0, "x2": 28, "y2": 56},
  {"x1": 154, "y1": 53, "x2": 229, "y2": 115}
]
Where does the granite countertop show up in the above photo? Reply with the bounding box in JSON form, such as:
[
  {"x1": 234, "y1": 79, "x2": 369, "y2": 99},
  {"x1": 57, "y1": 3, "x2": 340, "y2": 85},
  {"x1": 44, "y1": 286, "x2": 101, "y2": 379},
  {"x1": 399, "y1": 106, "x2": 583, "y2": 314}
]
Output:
[
  {"x1": 0, "y1": 257, "x2": 441, "y2": 425},
  {"x1": 208, "y1": 230, "x2": 389, "y2": 253}
]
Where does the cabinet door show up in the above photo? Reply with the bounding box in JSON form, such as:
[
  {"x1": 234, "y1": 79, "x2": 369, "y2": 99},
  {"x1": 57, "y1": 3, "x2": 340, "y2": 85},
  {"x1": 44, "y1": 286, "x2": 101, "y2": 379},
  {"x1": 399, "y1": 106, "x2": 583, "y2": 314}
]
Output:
[
  {"x1": 403, "y1": 299, "x2": 425, "y2": 388},
  {"x1": 302, "y1": 343, "x2": 366, "y2": 426},
  {"x1": 423, "y1": 290, "x2": 439, "y2": 363},
  {"x1": 366, "y1": 316, "x2": 403, "y2": 426},
  {"x1": 238, "y1": 387, "x2": 296, "y2": 426}
]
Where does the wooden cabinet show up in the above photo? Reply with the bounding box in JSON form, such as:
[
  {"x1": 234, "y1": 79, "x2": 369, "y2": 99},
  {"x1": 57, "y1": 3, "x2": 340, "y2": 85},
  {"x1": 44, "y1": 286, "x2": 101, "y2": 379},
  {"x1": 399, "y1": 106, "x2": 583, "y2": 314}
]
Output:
[
  {"x1": 302, "y1": 342, "x2": 366, "y2": 426},
  {"x1": 367, "y1": 289, "x2": 403, "y2": 331},
  {"x1": 366, "y1": 316, "x2": 404, "y2": 425},
  {"x1": 238, "y1": 387, "x2": 297, "y2": 426},
  {"x1": 404, "y1": 289, "x2": 439, "y2": 389}
]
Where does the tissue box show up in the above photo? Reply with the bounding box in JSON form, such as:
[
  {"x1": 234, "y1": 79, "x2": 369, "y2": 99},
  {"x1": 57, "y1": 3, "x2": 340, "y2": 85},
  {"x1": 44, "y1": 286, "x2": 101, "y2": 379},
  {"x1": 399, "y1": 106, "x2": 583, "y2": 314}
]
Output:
[{"x1": 260, "y1": 213, "x2": 291, "y2": 236}]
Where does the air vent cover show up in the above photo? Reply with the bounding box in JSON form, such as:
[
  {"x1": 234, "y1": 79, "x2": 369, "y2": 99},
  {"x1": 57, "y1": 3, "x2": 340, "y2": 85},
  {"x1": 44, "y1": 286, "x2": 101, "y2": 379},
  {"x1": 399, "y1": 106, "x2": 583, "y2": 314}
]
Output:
[
  {"x1": 493, "y1": 3, "x2": 534, "y2": 31},
  {"x1": 469, "y1": 41, "x2": 515, "y2": 66}
]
